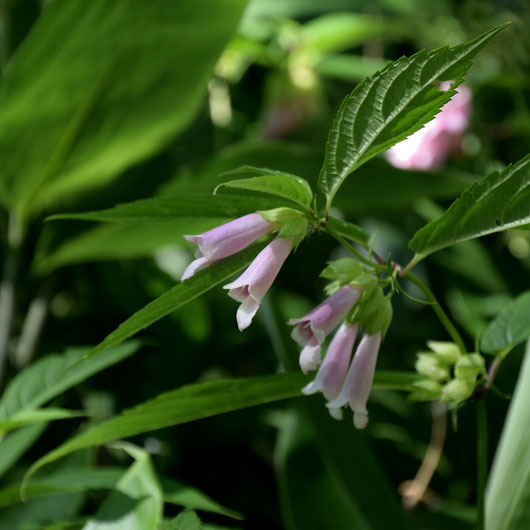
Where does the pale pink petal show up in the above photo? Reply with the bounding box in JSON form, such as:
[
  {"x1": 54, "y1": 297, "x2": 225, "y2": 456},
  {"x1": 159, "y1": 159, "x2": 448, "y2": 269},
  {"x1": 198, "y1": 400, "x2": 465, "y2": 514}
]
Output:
[
  {"x1": 299, "y1": 343, "x2": 322, "y2": 374},
  {"x1": 181, "y1": 256, "x2": 213, "y2": 281}
]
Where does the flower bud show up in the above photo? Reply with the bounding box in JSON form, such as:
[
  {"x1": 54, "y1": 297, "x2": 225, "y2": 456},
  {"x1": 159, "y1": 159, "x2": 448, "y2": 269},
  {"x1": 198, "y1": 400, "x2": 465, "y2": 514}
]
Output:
[
  {"x1": 415, "y1": 353, "x2": 450, "y2": 381},
  {"x1": 426, "y1": 340, "x2": 461, "y2": 363},
  {"x1": 409, "y1": 379, "x2": 443, "y2": 402},
  {"x1": 441, "y1": 378, "x2": 475, "y2": 405},
  {"x1": 454, "y1": 353, "x2": 486, "y2": 382}
]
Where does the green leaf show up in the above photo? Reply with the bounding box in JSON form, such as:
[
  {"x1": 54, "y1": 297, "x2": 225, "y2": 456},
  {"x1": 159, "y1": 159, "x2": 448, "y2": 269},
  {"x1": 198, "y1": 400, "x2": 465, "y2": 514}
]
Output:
[
  {"x1": 0, "y1": 423, "x2": 47, "y2": 479},
  {"x1": 71, "y1": 245, "x2": 263, "y2": 368},
  {"x1": 82, "y1": 443, "x2": 162, "y2": 530},
  {"x1": 0, "y1": 0, "x2": 247, "y2": 215},
  {"x1": 215, "y1": 167, "x2": 313, "y2": 209},
  {"x1": 23, "y1": 373, "x2": 309, "y2": 489},
  {"x1": 409, "y1": 154, "x2": 530, "y2": 261},
  {"x1": 165, "y1": 509, "x2": 202, "y2": 530},
  {"x1": 0, "y1": 407, "x2": 86, "y2": 435},
  {"x1": 318, "y1": 24, "x2": 506, "y2": 208},
  {"x1": 486, "y1": 340, "x2": 530, "y2": 529},
  {"x1": 275, "y1": 411, "x2": 371, "y2": 529},
  {"x1": 481, "y1": 291, "x2": 530, "y2": 355},
  {"x1": 325, "y1": 217, "x2": 370, "y2": 246},
  {"x1": 0, "y1": 341, "x2": 140, "y2": 422}
]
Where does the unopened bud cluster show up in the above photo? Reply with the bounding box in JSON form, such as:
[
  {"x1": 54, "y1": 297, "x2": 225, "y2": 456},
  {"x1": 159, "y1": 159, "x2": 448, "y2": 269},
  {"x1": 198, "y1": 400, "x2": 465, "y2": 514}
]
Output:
[{"x1": 411, "y1": 341, "x2": 486, "y2": 406}]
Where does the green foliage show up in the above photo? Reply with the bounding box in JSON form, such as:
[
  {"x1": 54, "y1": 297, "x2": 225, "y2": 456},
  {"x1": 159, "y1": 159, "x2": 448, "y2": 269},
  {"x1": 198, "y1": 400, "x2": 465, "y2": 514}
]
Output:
[
  {"x1": 318, "y1": 24, "x2": 506, "y2": 208},
  {"x1": 215, "y1": 167, "x2": 313, "y2": 209},
  {"x1": 0, "y1": 0, "x2": 248, "y2": 217},
  {"x1": 486, "y1": 341, "x2": 530, "y2": 529},
  {"x1": 409, "y1": 153, "x2": 530, "y2": 260},
  {"x1": 481, "y1": 291, "x2": 530, "y2": 355},
  {"x1": 165, "y1": 509, "x2": 203, "y2": 530}
]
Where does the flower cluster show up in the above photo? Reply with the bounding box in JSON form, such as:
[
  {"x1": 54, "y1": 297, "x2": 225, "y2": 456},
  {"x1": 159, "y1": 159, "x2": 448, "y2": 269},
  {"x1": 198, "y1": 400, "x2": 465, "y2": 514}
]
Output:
[
  {"x1": 385, "y1": 82, "x2": 471, "y2": 170},
  {"x1": 182, "y1": 214, "x2": 392, "y2": 429}
]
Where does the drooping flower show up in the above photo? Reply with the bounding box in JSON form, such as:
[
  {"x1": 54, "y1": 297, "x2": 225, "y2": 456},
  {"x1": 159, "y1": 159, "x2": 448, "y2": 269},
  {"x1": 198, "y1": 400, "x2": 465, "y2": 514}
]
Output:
[
  {"x1": 223, "y1": 237, "x2": 293, "y2": 330},
  {"x1": 182, "y1": 213, "x2": 273, "y2": 281},
  {"x1": 326, "y1": 332, "x2": 382, "y2": 429},
  {"x1": 302, "y1": 322, "x2": 358, "y2": 420},
  {"x1": 288, "y1": 285, "x2": 361, "y2": 373},
  {"x1": 385, "y1": 83, "x2": 471, "y2": 170}
]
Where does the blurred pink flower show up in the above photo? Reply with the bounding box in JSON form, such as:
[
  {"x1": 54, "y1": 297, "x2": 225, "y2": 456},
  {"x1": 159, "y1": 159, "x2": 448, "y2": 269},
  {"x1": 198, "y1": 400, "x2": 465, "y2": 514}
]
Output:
[
  {"x1": 288, "y1": 285, "x2": 361, "y2": 374},
  {"x1": 302, "y1": 322, "x2": 358, "y2": 420},
  {"x1": 385, "y1": 83, "x2": 471, "y2": 170},
  {"x1": 326, "y1": 332, "x2": 382, "y2": 429},
  {"x1": 224, "y1": 237, "x2": 293, "y2": 330}
]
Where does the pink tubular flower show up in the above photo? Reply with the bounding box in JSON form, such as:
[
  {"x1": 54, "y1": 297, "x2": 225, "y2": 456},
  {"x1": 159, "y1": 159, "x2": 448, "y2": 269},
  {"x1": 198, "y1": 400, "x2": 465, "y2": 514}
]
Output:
[
  {"x1": 385, "y1": 83, "x2": 471, "y2": 170},
  {"x1": 223, "y1": 237, "x2": 293, "y2": 331},
  {"x1": 302, "y1": 322, "x2": 358, "y2": 420},
  {"x1": 326, "y1": 332, "x2": 382, "y2": 429},
  {"x1": 181, "y1": 213, "x2": 273, "y2": 281},
  {"x1": 288, "y1": 286, "x2": 361, "y2": 374}
]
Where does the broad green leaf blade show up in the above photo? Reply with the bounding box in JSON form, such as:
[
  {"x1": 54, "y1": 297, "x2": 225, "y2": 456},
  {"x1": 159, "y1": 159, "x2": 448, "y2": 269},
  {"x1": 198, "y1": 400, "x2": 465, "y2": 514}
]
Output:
[
  {"x1": 326, "y1": 217, "x2": 370, "y2": 247},
  {"x1": 215, "y1": 167, "x2": 313, "y2": 209},
  {"x1": 82, "y1": 444, "x2": 162, "y2": 530},
  {"x1": 486, "y1": 340, "x2": 530, "y2": 530},
  {"x1": 481, "y1": 291, "x2": 530, "y2": 355},
  {"x1": 275, "y1": 411, "x2": 371, "y2": 530},
  {"x1": 47, "y1": 193, "x2": 289, "y2": 224},
  {"x1": 0, "y1": 407, "x2": 86, "y2": 435},
  {"x1": 318, "y1": 24, "x2": 506, "y2": 207},
  {"x1": 0, "y1": 0, "x2": 247, "y2": 215},
  {"x1": 409, "y1": 154, "x2": 530, "y2": 261},
  {"x1": 23, "y1": 373, "x2": 309, "y2": 487},
  {"x1": 0, "y1": 341, "x2": 140, "y2": 421},
  {"x1": 74, "y1": 245, "x2": 264, "y2": 366},
  {"x1": 0, "y1": 423, "x2": 46, "y2": 479}
]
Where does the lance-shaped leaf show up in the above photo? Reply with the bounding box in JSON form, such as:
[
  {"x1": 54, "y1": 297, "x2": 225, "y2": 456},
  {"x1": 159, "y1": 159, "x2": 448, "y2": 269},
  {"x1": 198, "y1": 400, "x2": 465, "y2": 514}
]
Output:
[
  {"x1": 318, "y1": 24, "x2": 506, "y2": 208},
  {"x1": 0, "y1": 0, "x2": 247, "y2": 215},
  {"x1": 409, "y1": 153, "x2": 530, "y2": 262},
  {"x1": 215, "y1": 166, "x2": 313, "y2": 209}
]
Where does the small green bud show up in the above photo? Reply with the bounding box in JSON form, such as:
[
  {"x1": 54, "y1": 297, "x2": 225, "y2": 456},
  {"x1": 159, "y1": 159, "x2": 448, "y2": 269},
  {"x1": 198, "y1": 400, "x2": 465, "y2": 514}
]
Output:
[
  {"x1": 415, "y1": 353, "x2": 450, "y2": 381},
  {"x1": 454, "y1": 353, "x2": 486, "y2": 382},
  {"x1": 427, "y1": 340, "x2": 461, "y2": 363},
  {"x1": 409, "y1": 379, "x2": 442, "y2": 402},
  {"x1": 441, "y1": 378, "x2": 475, "y2": 405}
]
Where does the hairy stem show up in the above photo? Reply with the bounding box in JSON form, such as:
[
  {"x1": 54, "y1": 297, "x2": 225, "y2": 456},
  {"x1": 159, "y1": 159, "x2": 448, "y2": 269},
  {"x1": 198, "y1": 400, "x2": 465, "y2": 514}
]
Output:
[{"x1": 405, "y1": 272, "x2": 466, "y2": 354}]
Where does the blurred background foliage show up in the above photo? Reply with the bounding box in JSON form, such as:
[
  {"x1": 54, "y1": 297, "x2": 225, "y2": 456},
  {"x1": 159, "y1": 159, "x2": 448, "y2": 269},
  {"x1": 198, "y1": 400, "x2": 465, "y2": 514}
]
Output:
[{"x1": 0, "y1": 0, "x2": 529, "y2": 528}]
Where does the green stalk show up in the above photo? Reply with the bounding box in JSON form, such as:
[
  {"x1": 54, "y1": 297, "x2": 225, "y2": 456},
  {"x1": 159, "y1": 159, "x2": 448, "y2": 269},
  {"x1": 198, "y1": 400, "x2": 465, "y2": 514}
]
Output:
[{"x1": 405, "y1": 272, "x2": 466, "y2": 354}]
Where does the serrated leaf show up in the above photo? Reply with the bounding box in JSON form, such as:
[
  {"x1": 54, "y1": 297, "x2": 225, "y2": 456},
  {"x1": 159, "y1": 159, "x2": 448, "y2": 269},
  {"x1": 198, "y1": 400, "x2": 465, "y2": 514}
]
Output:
[
  {"x1": 0, "y1": 0, "x2": 248, "y2": 216},
  {"x1": 0, "y1": 342, "x2": 140, "y2": 422},
  {"x1": 409, "y1": 153, "x2": 530, "y2": 261},
  {"x1": 481, "y1": 291, "x2": 530, "y2": 355},
  {"x1": 318, "y1": 24, "x2": 506, "y2": 208},
  {"x1": 82, "y1": 443, "x2": 162, "y2": 530},
  {"x1": 215, "y1": 167, "x2": 313, "y2": 209},
  {"x1": 325, "y1": 217, "x2": 370, "y2": 246},
  {"x1": 23, "y1": 373, "x2": 309, "y2": 488},
  {"x1": 167, "y1": 509, "x2": 202, "y2": 530},
  {"x1": 486, "y1": 339, "x2": 530, "y2": 529}
]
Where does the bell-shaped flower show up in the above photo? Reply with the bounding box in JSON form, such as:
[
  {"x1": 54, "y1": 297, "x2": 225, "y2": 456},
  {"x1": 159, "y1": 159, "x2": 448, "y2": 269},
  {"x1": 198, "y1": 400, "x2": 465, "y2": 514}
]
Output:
[
  {"x1": 182, "y1": 213, "x2": 273, "y2": 280},
  {"x1": 385, "y1": 83, "x2": 471, "y2": 170},
  {"x1": 288, "y1": 285, "x2": 361, "y2": 374},
  {"x1": 326, "y1": 331, "x2": 382, "y2": 429},
  {"x1": 223, "y1": 237, "x2": 293, "y2": 331},
  {"x1": 302, "y1": 322, "x2": 358, "y2": 420}
]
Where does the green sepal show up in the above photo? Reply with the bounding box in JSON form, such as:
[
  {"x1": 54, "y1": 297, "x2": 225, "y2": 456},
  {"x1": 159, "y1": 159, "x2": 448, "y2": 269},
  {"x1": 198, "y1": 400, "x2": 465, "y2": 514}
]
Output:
[
  {"x1": 454, "y1": 353, "x2": 486, "y2": 382},
  {"x1": 259, "y1": 207, "x2": 309, "y2": 246},
  {"x1": 348, "y1": 284, "x2": 393, "y2": 337},
  {"x1": 320, "y1": 258, "x2": 365, "y2": 294}
]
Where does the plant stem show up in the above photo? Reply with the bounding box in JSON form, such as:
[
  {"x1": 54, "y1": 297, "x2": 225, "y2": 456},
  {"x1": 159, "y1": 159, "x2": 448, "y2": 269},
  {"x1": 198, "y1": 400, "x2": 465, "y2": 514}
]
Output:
[
  {"x1": 476, "y1": 399, "x2": 488, "y2": 530},
  {"x1": 405, "y1": 272, "x2": 466, "y2": 354},
  {"x1": 0, "y1": 212, "x2": 22, "y2": 386}
]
